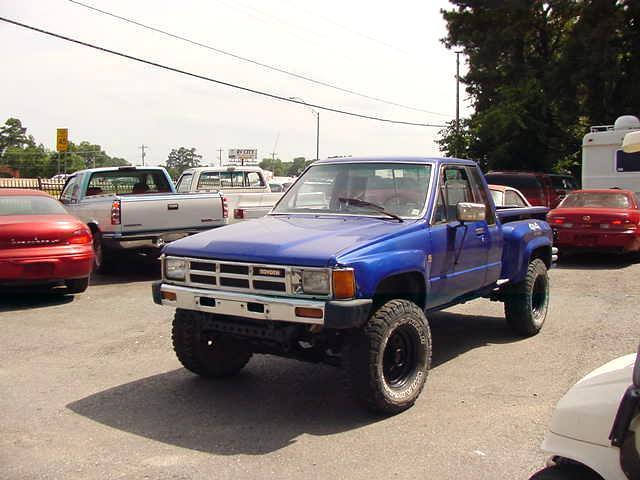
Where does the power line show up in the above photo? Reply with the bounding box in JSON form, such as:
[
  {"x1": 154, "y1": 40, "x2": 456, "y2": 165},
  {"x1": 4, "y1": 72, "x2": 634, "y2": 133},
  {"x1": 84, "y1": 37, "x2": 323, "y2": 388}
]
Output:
[
  {"x1": 66, "y1": 0, "x2": 452, "y2": 118},
  {"x1": 0, "y1": 16, "x2": 446, "y2": 128}
]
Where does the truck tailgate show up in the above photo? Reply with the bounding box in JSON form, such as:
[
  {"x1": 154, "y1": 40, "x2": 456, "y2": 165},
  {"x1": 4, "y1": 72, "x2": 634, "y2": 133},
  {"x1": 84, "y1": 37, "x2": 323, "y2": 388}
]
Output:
[{"x1": 120, "y1": 193, "x2": 224, "y2": 234}]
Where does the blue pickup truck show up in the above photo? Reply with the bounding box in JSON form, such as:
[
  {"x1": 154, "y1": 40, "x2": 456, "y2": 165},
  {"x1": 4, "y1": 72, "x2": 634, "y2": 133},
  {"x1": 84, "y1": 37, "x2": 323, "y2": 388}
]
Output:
[{"x1": 153, "y1": 157, "x2": 555, "y2": 414}]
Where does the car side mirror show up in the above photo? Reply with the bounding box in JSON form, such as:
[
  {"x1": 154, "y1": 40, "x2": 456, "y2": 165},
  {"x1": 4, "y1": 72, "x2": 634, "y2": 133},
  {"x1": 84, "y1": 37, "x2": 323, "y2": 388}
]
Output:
[
  {"x1": 633, "y1": 343, "x2": 640, "y2": 388},
  {"x1": 456, "y1": 202, "x2": 486, "y2": 223}
]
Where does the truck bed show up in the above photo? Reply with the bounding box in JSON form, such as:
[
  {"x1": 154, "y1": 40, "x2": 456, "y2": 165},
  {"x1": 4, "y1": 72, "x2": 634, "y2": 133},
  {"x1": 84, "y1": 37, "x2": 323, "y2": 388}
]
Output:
[{"x1": 496, "y1": 206, "x2": 549, "y2": 223}]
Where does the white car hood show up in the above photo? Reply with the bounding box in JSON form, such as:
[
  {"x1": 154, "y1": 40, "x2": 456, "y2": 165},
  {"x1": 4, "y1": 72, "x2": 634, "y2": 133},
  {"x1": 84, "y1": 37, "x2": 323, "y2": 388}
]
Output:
[{"x1": 550, "y1": 353, "x2": 636, "y2": 446}]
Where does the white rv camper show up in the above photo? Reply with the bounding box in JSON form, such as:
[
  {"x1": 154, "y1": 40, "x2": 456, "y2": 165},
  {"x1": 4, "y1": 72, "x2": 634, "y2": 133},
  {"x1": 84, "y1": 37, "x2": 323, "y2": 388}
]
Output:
[{"x1": 582, "y1": 115, "x2": 640, "y2": 196}]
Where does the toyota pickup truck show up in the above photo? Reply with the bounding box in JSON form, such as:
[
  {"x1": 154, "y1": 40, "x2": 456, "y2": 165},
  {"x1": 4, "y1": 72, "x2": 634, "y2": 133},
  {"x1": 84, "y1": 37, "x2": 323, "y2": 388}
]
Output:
[
  {"x1": 60, "y1": 166, "x2": 227, "y2": 272},
  {"x1": 175, "y1": 166, "x2": 283, "y2": 223},
  {"x1": 153, "y1": 157, "x2": 556, "y2": 414}
]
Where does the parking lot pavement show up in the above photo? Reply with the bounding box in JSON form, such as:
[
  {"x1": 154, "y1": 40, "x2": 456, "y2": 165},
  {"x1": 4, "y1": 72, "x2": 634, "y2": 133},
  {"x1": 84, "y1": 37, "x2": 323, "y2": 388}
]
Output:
[{"x1": 1, "y1": 254, "x2": 637, "y2": 480}]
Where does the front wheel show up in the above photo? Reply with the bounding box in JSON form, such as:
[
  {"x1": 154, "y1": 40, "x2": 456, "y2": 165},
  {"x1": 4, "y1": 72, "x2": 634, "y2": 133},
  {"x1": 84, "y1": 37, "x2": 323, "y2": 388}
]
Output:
[
  {"x1": 64, "y1": 277, "x2": 89, "y2": 294},
  {"x1": 172, "y1": 309, "x2": 252, "y2": 378},
  {"x1": 529, "y1": 464, "x2": 603, "y2": 480},
  {"x1": 344, "y1": 299, "x2": 431, "y2": 415},
  {"x1": 504, "y1": 258, "x2": 549, "y2": 337}
]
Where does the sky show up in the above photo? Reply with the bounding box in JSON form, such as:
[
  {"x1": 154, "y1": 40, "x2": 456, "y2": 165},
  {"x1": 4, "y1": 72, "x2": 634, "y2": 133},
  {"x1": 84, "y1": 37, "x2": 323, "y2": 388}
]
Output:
[{"x1": 0, "y1": 0, "x2": 470, "y2": 166}]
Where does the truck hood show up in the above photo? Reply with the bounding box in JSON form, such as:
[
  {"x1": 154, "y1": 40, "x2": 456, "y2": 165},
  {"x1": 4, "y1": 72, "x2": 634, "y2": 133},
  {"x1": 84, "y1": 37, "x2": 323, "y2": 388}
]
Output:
[
  {"x1": 550, "y1": 353, "x2": 636, "y2": 446},
  {"x1": 163, "y1": 214, "x2": 416, "y2": 267}
]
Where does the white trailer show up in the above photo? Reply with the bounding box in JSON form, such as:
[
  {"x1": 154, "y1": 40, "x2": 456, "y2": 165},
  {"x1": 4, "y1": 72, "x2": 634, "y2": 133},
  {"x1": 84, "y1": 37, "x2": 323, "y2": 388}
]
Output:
[{"x1": 582, "y1": 115, "x2": 640, "y2": 196}]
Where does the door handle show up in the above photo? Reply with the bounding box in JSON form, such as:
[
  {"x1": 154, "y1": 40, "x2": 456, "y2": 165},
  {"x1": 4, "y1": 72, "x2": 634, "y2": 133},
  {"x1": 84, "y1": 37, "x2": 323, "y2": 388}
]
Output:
[{"x1": 474, "y1": 227, "x2": 485, "y2": 236}]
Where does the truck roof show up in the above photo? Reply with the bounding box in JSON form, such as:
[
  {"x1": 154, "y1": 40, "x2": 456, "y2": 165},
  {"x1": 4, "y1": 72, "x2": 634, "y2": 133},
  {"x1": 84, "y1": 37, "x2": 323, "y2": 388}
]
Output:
[
  {"x1": 185, "y1": 166, "x2": 265, "y2": 173},
  {"x1": 70, "y1": 166, "x2": 166, "y2": 175},
  {"x1": 314, "y1": 156, "x2": 477, "y2": 166}
]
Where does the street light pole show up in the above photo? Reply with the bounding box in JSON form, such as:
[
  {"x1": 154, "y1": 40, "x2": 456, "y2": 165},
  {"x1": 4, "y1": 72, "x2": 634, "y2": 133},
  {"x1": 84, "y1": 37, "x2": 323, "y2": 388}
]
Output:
[{"x1": 289, "y1": 97, "x2": 320, "y2": 161}]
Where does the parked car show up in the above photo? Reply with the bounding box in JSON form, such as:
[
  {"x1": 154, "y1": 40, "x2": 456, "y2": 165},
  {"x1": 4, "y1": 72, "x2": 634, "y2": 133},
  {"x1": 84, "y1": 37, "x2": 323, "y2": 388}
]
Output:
[
  {"x1": 488, "y1": 184, "x2": 532, "y2": 207},
  {"x1": 60, "y1": 166, "x2": 227, "y2": 272},
  {"x1": 549, "y1": 174, "x2": 580, "y2": 203},
  {"x1": 547, "y1": 189, "x2": 640, "y2": 255},
  {"x1": 485, "y1": 171, "x2": 562, "y2": 208},
  {"x1": 529, "y1": 345, "x2": 639, "y2": 480},
  {"x1": 153, "y1": 156, "x2": 555, "y2": 414},
  {"x1": 0, "y1": 189, "x2": 93, "y2": 293},
  {"x1": 175, "y1": 166, "x2": 284, "y2": 223}
]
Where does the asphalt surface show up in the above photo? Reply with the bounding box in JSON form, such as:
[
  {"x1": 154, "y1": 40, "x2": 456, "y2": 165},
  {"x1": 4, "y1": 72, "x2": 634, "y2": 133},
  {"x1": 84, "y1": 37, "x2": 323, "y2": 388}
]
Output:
[{"x1": 1, "y1": 253, "x2": 638, "y2": 480}]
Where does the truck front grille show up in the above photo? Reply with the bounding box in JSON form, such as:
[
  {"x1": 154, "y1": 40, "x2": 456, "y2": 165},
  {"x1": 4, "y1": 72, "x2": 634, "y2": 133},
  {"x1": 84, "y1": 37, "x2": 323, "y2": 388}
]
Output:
[{"x1": 182, "y1": 258, "x2": 291, "y2": 295}]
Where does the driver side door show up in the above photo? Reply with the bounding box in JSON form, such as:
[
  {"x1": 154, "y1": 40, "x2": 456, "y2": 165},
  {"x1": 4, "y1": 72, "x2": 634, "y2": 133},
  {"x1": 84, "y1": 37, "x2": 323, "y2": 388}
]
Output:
[{"x1": 426, "y1": 164, "x2": 490, "y2": 308}]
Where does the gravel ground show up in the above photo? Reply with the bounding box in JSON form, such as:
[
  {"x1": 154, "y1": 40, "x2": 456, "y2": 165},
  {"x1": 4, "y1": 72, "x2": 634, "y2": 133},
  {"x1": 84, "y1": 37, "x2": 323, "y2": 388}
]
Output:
[{"x1": 1, "y1": 253, "x2": 637, "y2": 480}]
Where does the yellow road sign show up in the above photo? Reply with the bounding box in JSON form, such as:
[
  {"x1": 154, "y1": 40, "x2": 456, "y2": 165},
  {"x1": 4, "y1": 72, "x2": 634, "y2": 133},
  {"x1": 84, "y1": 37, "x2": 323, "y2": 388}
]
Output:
[{"x1": 56, "y1": 128, "x2": 68, "y2": 152}]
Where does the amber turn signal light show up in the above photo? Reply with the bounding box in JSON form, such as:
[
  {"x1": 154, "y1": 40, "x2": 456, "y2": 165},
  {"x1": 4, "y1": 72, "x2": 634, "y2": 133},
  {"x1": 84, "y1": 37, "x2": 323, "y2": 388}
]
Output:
[
  {"x1": 332, "y1": 269, "x2": 355, "y2": 299},
  {"x1": 295, "y1": 307, "x2": 323, "y2": 319},
  {"x1": 161, "y1": 291, "x2": 177, "y2": 301}
]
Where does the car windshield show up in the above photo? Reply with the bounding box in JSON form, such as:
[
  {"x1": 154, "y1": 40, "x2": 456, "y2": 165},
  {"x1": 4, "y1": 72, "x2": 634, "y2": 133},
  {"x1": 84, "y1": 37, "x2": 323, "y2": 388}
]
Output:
[
  {"x1": 272, "y1": 162, "x2": 432, "y2": 218},
  {"x1": 559, "y1": 192, "x2": 631, "y2": 208},
  {"x1": 0, "y1": 195, "x2": 68, "y2": 215}
]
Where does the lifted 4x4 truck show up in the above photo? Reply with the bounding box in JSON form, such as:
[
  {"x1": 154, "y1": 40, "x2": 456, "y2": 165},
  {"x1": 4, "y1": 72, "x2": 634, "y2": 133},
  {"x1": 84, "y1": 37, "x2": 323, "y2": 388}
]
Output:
[{"x1": 153, "y1": 157, "x2": 556, "y2": 414}]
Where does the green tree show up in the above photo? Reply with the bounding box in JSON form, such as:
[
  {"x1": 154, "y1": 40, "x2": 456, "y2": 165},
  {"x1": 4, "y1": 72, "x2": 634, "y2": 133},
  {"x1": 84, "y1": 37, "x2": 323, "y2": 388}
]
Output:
[
  {"x1": 0, "y1": 118, "x2": 35, "y2": 156},
  {"x1": 165, "y1": 147, "x2": 202, "y2": 178},
  {"x1": 439, "y1": 1, "x2": 640, "y2": 176}
]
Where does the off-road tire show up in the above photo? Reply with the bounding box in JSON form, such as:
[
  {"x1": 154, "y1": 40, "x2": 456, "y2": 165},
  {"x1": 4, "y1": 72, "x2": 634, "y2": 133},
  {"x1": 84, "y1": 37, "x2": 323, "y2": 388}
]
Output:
[
  {"x1": 343, "y1": 299, "x2": 431, "y2": 415},
  {"x1": 64, "y1": 277, "x2": 89, "y2": 294},
  {"x1": 172, "y1": 309, "x2": 252, "y2": 378},
  {"x1": 504, "y1": 258, "x2": 549, "y2": 337},
  {"x1": 528, "y1": 464, "x2": 602, "y2": 480}
]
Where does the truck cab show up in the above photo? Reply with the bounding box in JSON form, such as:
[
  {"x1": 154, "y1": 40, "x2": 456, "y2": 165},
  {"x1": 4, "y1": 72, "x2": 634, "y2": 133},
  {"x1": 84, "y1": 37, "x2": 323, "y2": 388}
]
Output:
[
  {"x1": 175, "y1": 166, "x2": 284, "y2": 222},
  {"x1": 153, "y1": 157, "x2": 554, "y2": 414}
]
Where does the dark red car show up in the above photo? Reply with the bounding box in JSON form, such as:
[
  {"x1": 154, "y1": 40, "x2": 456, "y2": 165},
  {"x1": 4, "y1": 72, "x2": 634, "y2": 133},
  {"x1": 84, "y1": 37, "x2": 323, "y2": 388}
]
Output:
[
  {"x1": 485, "y1": 171, "x2": 577, "y2": 208},
  {"x1": 547, "y1": 189, "x2": 640, "y2": 254},
  {"x1": 0, "y1": 189, "x2": 94, "y2": 293}
]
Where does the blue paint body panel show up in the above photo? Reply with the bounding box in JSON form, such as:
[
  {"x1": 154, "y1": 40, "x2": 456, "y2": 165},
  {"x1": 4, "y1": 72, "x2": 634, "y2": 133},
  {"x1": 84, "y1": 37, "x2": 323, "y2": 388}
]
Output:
[{"x1": 163, "y1": 157, "x2": 553, "y2": 311}]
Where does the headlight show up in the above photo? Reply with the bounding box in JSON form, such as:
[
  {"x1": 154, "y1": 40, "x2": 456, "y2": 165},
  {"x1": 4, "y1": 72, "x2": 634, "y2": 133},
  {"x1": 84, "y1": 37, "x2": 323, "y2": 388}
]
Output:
[
  {"x1": 165, "y1": 257, "x2": 187, "y2": 280},
  {"x1": 291, "y1": 268, "x2": 330, "y2": 295}
]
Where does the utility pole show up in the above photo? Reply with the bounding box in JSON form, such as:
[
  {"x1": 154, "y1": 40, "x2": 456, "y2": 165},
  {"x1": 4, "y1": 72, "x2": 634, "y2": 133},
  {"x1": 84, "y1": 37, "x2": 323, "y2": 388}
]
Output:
[
  {"x1": 139, "y1": 144, "x2": 147, "y2": 166},
  {"x1": 315, "y1": 111, "x2": 320, "y2": 161},
  {"x1": 455, "y1": 51, "x2": 462, "y2": 156},
  {"x1": 217, "y1": 148, "x2": 224, "y2": 167}
]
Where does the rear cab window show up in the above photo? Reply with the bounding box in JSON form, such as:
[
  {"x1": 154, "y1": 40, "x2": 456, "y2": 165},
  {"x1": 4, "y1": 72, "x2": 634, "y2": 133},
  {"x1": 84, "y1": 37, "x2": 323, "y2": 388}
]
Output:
[{"x1": 86, "y1": 170, "x2": 172, "y2": 196}]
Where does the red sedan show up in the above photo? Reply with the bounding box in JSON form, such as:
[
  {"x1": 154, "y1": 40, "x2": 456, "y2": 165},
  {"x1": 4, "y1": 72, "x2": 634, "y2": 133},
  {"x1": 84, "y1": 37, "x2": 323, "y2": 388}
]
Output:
[
  {"x1": 0, "y1": 189, "x2": 94, "y2": 293},
  {"x1": 547, "y1": 189, "x2": 640, "y2": 254}
]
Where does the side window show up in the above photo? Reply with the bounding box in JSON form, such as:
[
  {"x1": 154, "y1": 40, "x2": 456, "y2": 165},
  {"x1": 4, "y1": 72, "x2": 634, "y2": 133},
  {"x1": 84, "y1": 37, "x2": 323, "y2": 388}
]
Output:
[
  {"x1": 468, "y1": 167, "x2": 496, "y2": 224},
  {"x1": 505, "y1": 190, "x2": 526, "y2": 207},
  {"x1": 246, "y1": 172, "x2": 264, "y2": 187},
  {"x1": 60, "y1": 175, "x2": 80, "y2": 203},
  {"x1": 176, "y1": 173, "x2": 193, "y2": 193},
  {"x1": 432, "y1": 165, "x2": 473, "y2": 223},
  {"x1": 198, "y1": 172, "x2": 221, "y2": 190}
]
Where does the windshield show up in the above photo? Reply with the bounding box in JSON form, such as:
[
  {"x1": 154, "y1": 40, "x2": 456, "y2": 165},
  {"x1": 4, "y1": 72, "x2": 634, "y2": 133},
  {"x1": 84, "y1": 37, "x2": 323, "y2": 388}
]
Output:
[
  {"x1": 0, "y1": 195, "x2": 68, "y2": 215},
  {"x1": 559, "y1": 192, "x2": 632, "y2": 209},
  {"x1": 272, "y1": 162, "x2": 432, "y2": 218}
]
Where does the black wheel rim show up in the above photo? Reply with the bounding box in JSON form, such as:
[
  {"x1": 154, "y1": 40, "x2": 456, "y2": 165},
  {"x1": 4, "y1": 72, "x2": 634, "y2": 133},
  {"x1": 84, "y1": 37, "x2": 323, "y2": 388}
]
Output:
[
  {"x1": 531, "y1": 275, "x2": 547, "y2": 318},
  {"x1": 383, "y1": 325, "x2": 420, "y2": 389}
]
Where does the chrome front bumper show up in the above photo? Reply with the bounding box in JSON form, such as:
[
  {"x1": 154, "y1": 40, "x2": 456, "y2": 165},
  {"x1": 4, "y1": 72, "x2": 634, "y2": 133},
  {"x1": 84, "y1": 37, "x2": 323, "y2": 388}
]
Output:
[{"x1": 156, "y1": 283, "x2": 327, "y2": 325}]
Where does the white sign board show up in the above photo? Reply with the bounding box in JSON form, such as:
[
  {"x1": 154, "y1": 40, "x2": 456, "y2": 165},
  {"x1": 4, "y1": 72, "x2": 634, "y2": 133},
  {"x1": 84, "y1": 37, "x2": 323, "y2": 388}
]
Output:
[{"x1": 228, "y1": 148, "x2": 257, "y2": 160}]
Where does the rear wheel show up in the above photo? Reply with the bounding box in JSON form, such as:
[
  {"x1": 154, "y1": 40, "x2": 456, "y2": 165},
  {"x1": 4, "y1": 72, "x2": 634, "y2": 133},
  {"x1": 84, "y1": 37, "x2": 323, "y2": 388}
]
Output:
[
  {"x1": 504, "y1": 258, "x2": 549, "y2": 336},
  {"x1": 91, "y1": 230, "x2": 113, "y2": 274},
  {"x1": 172, "y1": 309, "x2": 252, "y2": 378},
  {"x1": 344, "y1": 299, "x2": 431, "y2": 415},
  {"x1": 64, "y1": 277, "x2": 89, "y2": 294}
]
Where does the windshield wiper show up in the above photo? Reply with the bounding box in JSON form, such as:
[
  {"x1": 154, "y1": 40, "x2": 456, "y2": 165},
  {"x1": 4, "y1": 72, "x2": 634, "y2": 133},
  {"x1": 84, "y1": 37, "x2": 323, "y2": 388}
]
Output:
[{"x1": 338, "y1": 197, "x2": 404, "y2": 222}]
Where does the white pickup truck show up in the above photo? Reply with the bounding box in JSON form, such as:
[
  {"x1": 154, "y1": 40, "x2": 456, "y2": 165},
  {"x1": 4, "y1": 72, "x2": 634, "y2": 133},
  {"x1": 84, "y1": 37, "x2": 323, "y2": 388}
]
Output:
[
  {"x1": 175, "y1": 166, "x2": 285, "y2": 223},
  {"x1": 60, "y1": 166, "x2": 227, "y2": 271}
]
